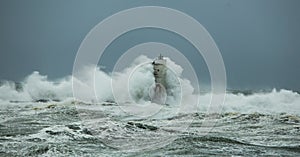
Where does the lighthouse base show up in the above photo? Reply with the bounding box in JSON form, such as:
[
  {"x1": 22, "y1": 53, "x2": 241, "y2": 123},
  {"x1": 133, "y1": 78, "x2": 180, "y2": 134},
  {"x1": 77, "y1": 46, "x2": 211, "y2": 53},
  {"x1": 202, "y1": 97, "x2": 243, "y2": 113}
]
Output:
[{"x1": 149, "y1": 83, "x2": 167, "y2": 104}]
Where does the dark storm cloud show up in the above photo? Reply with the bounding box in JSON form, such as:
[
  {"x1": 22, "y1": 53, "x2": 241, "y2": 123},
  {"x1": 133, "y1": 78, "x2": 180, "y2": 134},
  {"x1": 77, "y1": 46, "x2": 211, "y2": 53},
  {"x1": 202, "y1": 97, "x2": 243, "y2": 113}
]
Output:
[{"x1": 0, "y1": 0, "x2": 299, "y2": 91}]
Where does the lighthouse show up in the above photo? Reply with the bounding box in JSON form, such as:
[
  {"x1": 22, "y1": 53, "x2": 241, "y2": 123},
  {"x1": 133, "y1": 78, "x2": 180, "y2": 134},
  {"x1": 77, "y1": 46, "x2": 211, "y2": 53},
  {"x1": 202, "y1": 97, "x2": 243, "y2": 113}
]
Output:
[
  {"x1": 152, "y1": 54, "x2": 167, "y2": 86},
  {"x1": 150, "y1": 54, "x2": 167, "y2": 104}
]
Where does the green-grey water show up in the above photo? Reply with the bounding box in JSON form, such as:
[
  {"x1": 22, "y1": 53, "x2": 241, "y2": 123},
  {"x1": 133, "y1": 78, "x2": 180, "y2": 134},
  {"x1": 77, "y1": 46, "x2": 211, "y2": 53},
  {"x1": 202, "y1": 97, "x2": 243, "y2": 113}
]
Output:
[{"x1": 1, "y1": 100, "x2": 299, "y2": 156}]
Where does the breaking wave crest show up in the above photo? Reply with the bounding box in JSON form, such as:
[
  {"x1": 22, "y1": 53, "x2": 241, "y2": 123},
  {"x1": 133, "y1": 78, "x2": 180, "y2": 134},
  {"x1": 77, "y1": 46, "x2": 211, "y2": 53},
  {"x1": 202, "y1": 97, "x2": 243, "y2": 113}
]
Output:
[{"x1": 0, "y1": 55, "x2": 299, "y2": 115}]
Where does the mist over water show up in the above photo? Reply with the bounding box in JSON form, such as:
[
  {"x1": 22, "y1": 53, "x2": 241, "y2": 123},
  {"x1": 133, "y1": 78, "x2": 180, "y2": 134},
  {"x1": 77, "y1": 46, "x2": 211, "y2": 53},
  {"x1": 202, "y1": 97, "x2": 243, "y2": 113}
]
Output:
[{"x1": 0, "y1": 55, "x2": 299, "y2": 115}]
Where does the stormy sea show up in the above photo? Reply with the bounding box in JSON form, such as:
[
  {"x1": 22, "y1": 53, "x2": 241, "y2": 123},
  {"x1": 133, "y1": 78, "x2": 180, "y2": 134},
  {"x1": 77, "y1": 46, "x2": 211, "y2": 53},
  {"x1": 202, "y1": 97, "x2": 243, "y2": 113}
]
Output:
[{"x1": 1, "y1": 56, "x2": 299, "y2": 156}]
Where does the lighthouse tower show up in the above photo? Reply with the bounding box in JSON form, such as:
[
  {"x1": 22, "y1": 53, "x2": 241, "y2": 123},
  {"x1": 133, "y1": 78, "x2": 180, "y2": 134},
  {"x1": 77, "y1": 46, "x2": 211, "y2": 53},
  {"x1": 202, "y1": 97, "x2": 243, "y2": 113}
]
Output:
[
  {"x1": 151, "y1": 54, "x2": 167, "y2": 104},
  {"x1": 152, "y1": 54, "x2": 167, "y2": 87}
]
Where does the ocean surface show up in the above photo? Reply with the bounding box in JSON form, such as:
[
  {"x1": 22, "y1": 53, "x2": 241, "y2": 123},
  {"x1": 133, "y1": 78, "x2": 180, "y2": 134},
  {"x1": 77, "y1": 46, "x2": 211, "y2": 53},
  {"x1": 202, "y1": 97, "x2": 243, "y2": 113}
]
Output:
[
  {"x1": 1, "y1": 56, "x2": 300, "y2": 156},
  {"x1": 0, "y1": 90, "x2": 299, "y2": 156}
]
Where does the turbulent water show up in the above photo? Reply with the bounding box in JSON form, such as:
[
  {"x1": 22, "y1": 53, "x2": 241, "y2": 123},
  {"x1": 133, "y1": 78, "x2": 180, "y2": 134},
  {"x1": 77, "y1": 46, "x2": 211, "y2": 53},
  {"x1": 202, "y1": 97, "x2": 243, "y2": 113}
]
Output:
[
  {"x1": 1, "y1": 56, "x2": 300, "y2": 156},
  {"x1": 0, "y1": 97, "x2": 299, "y2": 156}
]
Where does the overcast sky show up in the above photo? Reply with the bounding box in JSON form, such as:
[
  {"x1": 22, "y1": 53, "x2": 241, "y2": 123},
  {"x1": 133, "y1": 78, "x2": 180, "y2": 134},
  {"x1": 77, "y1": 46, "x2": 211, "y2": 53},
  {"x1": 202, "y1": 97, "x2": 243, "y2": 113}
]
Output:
[{"x1": 0, "y1": 0, "x2": 299, "y2": 91}]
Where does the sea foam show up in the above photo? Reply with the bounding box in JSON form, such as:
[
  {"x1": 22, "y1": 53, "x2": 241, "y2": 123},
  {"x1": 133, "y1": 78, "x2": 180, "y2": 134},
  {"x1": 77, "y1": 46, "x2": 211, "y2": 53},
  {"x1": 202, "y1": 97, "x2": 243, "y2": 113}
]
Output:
[{"x1": 0, "y1": 56, "x2": 299, "y2": 115}]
